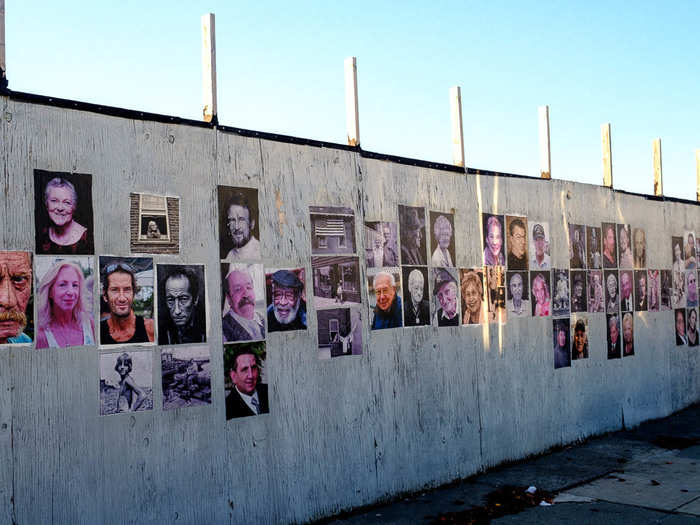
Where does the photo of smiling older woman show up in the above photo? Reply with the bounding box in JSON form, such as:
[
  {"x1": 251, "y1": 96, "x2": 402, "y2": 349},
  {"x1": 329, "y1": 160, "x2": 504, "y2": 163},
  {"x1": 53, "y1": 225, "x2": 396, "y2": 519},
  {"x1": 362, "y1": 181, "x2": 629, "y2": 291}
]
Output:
[
  {"x1": 156, "y1": 264, "x2": 206, "y2": 345},
  {"x1": 482, "y1": 214, "x2": 505, "y2": 266},
  {"x1": 35, "y1": 256, "x2": 95, "y2": 349},
  {"x1": 34, "y1": 170, "x2": 95, "y2": 255},
  {"x1": 460, "y1": 268, "x2": 486, "y2": 325}
]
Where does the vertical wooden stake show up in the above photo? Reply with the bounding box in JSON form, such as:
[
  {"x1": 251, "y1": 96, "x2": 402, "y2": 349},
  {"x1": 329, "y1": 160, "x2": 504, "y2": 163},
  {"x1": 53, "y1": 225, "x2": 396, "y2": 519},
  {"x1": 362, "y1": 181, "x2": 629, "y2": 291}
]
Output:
[
  {"x1": 0, "y1": 0, "x2": 6, "y2": 86},
  {"x1": 695, "y1": 150, "x2": 700, "y2": 202},
  {"x1": 449, "y1": 86, "x2": 465, "y2": 167},
  {"x1": 344, "y1": 57, "x2": 360, "y2": 147},
  {"x1": 601, "y1": 123, "x2": 613, "y2": 187},
  {"x1": 653, "y1": 138, "x2": 663, "y2": 196},
  {"x1": 538, "y1": 106, "x2": 551, "y2": 179},
  {"x1": 201, "y1": 13, "x2": 217, "y2": 123}
]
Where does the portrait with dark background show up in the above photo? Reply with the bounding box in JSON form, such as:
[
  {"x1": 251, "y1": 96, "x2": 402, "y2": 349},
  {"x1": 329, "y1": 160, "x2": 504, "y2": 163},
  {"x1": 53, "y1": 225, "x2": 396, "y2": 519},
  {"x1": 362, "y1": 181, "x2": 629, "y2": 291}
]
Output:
[
  {"x1": 156, "y1": 264, "x2": 206, "y2": 345},
  {"x1": 217, "y1": 186, "x2": 261, "y2": 260}
]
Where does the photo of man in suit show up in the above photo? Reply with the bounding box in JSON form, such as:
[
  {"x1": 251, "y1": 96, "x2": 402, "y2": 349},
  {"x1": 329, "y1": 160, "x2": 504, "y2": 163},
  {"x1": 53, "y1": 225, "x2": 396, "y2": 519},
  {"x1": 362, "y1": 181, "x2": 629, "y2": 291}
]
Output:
[{"x1": 225, "y1": 344, "x2": 269, "y2": 420}]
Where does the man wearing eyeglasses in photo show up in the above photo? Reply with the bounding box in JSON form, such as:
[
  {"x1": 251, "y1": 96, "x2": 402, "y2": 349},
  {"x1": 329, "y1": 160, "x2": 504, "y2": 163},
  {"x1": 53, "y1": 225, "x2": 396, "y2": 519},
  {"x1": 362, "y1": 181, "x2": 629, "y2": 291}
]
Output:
[
  {"x1": 157, "y1": 265, "x2": 206, "y2": 345},
  {"x1": 267, "y1": 269, "x2": 307, "y2": 332},
  {"x1": 100, "y1": 261, "x2": 155, "y2": 344}
]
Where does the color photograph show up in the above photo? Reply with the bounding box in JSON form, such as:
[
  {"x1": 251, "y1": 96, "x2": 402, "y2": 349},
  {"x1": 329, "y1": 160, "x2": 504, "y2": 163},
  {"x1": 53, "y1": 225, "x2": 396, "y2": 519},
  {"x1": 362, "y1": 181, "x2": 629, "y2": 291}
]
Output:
[
  {"x1": 130, "y1": 192, "x2": 180, "y2": 254},
  {"x1": 601, "y1": 222, "x2": 618, "y2": 269},
  {"x1": 486, "y1": 265, "x2": 506, "y2": 323},
  {"x1": 607, "y1": 313, "x2": 621, "y2": 359},
  {"x1": 317, "y1": 307, "x2": 362, "y2": 359},
  {"x1": 0, "y1": 251, "x2": 34, "y2": 344},
  {"x1": 460, "y1": 268, "x2": 486, "y2": 325},
  {"x1": 367, "y1": 267, "x2": 402, "y2": 330},
  {"x1": 506, "y1": 270, "x2": 530, "y2": 318},
  {"x1": 529, "y1": 222, "x2": 551, "y2": 270},
  {"x1": 618, "y1": 224, "x2": 634, "y2": 269},
  {"x1": 530, "y1": 270, "x2": 551, "y2": 317},
  {"x1": 571, "y1": 316, "x2": 589, "y2": 360},
  {"x1": 311, "y1": 256, "x2": 361, "y2": 308},
  {"x1": 265, "y1": 267, "x2": 307, "y2": 332},
  {"x1": 482, "y1": 213, "x2": 505, "y2": 266},
  {"x1": 553, "y1": 318, "x2": 571, "y2": 369},
  {"x1": 506, "y1": 215, "x2": 528, "y2": 271},
  {"x1": 310, "y1": 206, "x2": 356, "y2": 255},
  {"x1": 222, "y1": 263, "x2": 266, "y2": 343},
  {"x1": 587, "y1": 270, "x2": 604, "y2": 313},
  {"x1": 223, "y1": 342, "x2": 269, "y2": 420}
]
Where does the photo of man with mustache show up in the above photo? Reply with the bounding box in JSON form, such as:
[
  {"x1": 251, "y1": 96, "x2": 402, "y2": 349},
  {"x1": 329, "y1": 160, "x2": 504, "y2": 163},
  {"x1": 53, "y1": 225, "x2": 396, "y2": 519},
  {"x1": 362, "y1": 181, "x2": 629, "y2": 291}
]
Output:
[
  {"x1": 222, "y1": 263, "x2": 266, "y2": 342},
  {"x1": 0, "y1": 251, "x2": 33, "y2": 344}
]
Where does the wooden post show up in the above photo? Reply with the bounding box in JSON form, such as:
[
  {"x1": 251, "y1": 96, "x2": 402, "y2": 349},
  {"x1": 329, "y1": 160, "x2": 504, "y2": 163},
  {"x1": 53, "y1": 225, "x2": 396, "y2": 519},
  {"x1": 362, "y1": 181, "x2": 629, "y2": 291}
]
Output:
[
  {"x1": 0, "y1": 0, "x2": 6, "y2": 86},
  {"x1": 538, "y1": 106, "x2": 551, "y2": 179},
  {"x1": 601, "y1": 123, "x2": 613, "y2": 187},
  {"x1": 201, "y1": 13, "x2": 217, "y2": 123},
  {"x1": 449, "y1": 86, "x2": 465, "y2": 167},
  {"x1": 344, "y1": 57, "x2": 360, "y2": 147},
  {"x1": 653, "y1": 138, "x2": 663, "y2": 196},
  {"x1": 696, "y1": 150, "x2": 700, "y2": 202}
]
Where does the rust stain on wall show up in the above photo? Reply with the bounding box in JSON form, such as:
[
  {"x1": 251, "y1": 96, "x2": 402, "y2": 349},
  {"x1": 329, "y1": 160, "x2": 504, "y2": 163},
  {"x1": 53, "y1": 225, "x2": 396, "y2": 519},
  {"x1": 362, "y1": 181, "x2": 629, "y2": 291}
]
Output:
[{"x1": 275, "y1": 189, "x2": 287, "y2": 235}]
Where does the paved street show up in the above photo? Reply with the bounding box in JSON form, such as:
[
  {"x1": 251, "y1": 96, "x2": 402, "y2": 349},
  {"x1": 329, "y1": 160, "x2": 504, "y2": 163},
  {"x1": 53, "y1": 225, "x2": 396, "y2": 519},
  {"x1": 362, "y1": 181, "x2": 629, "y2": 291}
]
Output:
[{"x1": 321, "y1": 404, "x2": 700, "y2": 524}]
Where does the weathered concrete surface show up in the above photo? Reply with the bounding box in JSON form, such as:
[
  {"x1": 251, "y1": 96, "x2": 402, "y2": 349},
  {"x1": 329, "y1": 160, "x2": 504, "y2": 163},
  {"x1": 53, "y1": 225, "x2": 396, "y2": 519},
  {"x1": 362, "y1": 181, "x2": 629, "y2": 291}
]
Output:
[{"x1": 1, "y1": 93, "x2": 700, "y2": 524}]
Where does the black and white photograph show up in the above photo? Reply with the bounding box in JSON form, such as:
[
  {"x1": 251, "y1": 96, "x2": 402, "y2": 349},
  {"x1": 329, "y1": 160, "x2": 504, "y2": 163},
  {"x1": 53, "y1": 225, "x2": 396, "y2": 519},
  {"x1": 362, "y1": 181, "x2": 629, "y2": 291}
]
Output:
[
  {"x1": 99, "y1": 256, "x2": 155, "y2": 345},
  {"x1": 553, "y1": 318, "x2": 571, "y2": 369},
  {"x1": 529, "y1": 221, "x2": 551, "y2": 270},
  {"x1": 482, "y1": 213, "x2": 505, "y2": 266},
  {"x1": 398, "y1": 205, "x2": 427, "y2": 266},
  {"x1": 568, "y1": 224, "x2": 586, "y2": 269},
  {"x1": 130, "y1": 192, "x2": 180, "y2": 254},
  {"x1": 571, "y1": 316, "x2": 589, "y2": 360},
  {"x1": 265, "y1": 267, "x2": 307, "y2": 332},
  {"x1": 311, "y1": 256, "x2": 361, "y2": 308},
  {"x1": 672, "y1": 265, "x2": 686, "y2": 309},
  {"x1": 617, "y1": 224, "x2": 634, "y2": 269},
  {"x1": 570, "y1": 270, "x2": 587, "y2": 313},
  {"x1": 672, "y1": 236, "x2": 684, "y2": 272},
  {"x1": 100, "y1": 350, "x2": 153, "y2": 415},
  {"x1": 633, "y1": 228, "x2": 646, "y2": 269},
  {"x1": 620, "y1": 269, "x2": 635, "y2": 313},
  {"x1": 551, "y1": 268, "x2": 570, "y2": 317},
  {"x1": 505, "y1": 215, "x2": 528, "y2": 270},
  {"x1": 222, "y1": 263, "x2": 266, "y2": 343},
  {"x1": 684, "y1": 230, "x2": 697, "y2": 269},
  {"x1": 34, "y1": 170, "x2": 95, "y2": 255},
  {"x1": 431, "y1": 267, "x2": 460, "y2": 326},
  {"x1": 217, "y1": 186, "x2": 261, "y2": 261},
  {"x1": 687, "y1": 307, "x2": 699, "y2": 347},
  {"x1": 223, "y1": 342, "x2": 269, "y2": 420},
  {"x1": 506, "y1": 270, "x2": 530, "y2": 318},
  {"x1": 586, "y1": 226, "x2": 602, "y2": 269},
  {"x1": 659, "y1": 270, "x2": 672, "y2": 311},
  {"x1": 648, "y1": 269, "x2": 660, "y2": 312},
  {"x1": 622, "y1": 312, "x2": 634, "y2": 357},
  {"x1": 607, "y1": 313, "x2": 621, "y2": 359},
  {"x1": 161, "y1": 346, "x2": 212, "y2": 410},
  {"x1": 676, "y1": 308, "x2": 687, "y2": 346},
  {"x1": 310, "y1": 206, "x2": 356, "y2": 255},
  {"x1": 460, "y1": 268, "x2": 486, "y2": 325},
  {"x1": 486, "y1": 265, "x2": 506, "y2": 323},
  {"x1": 157, "y1": 264, "x2": 206, "y2": 345},
  {"x1": 35, "y1": 255, "x2": 95, "y2": 349},
  {"x1": 367, "y1": 267, "x2": 402, "y2": 330},
  {"x1": 364, "y1": 221, "x2": 399, "y2": 268},
  {"x1": 0, "y1": 251, "x2": 34, "y2": 345},
  {"x1": 429, "y1": 211, "x2": 456, "y2": 267},
  {"x1": 601, "y1": 222, "x2": 618, "y2": 269},
  {"x1": 402, "y1": 266, "x2": 430, "y2": 327},
  {"x1": 604, "y1": 269, "x2": 619, "y2": 314},
  {"x1": 587, "y1": 270, "x2": 604, "y2": 313},
  {"x1": 317, "y1": 308, "x2": 362, "y2": 359},
  {"x1": 635, "y1": 269, "x2": 649, "y2": 311}
]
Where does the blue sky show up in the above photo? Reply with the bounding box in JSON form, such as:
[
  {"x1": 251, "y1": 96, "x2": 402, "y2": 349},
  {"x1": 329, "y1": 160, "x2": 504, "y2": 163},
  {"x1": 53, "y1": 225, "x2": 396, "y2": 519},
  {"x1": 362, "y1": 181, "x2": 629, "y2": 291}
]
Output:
[{"x1": 5, "y1": 2, "x2": 700, "y2": 199}]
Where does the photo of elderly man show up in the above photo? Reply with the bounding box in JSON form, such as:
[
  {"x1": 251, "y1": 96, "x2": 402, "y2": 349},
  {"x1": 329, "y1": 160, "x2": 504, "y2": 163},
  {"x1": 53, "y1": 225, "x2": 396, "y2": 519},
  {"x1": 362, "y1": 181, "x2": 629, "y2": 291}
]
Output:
[
  {"x1": 221, "y1": 263, "x2": 266, "y2": 343},
  {"x1": 0, "y1": 251, "x2": 34, "y2": 344},
  {"x1": 368, "y1": 269, "x2": 402, "y2": 330},
  {"x1": 265, "y1": 268, "x2": 307, "y2": 332},
  {"x1": 402, "y1": 266, "x2": 430, "y2": 327},
  {"x1": 156, "y1": 264, "x2": 206, "y2": 345}
]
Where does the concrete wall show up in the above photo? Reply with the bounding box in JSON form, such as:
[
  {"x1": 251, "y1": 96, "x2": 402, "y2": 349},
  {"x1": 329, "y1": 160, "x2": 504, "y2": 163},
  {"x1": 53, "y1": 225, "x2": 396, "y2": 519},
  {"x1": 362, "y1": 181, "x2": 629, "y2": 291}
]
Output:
[{"x1": 1, "y1": 93, "x2": 699, "y2": 524}]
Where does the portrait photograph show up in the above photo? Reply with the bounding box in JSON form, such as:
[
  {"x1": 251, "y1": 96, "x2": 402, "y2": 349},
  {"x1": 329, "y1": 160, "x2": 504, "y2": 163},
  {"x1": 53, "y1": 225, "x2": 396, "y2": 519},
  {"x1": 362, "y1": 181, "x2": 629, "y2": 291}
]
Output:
[
  {"x1": 659, "y1": 270, "x2": 672, "y2": 311},
  {"x1": 34, "y1": 170, "x2": 94, "y2": 255},
  {"x1": 460, "y1": 268, "x2": 486, "y2": 325},
  {"x1": 551, "y1": 268, "x2": 570, "y2": 317},
  {"x1": 161, "y1": 346, "x2": 212, "y2": 410},
  {"x1": 98, "y1": 256, "x2": 155, "y2": 346},
  {"x1": 686, "y1": 270, "x2": 699, "y2": 308},
  {"x1": 675, "y1": 308, "x2": 687, "y2": 346},
  {"x1": 311, "y1": 256, "x2": 361, "y2": 308},
  {"x1": 568, "y1": 224, "x2": 586, "y2": 269},
  {"x1": 633, "y1": 227, "x2": 646, "y2": 269},
  {"x1": 684, "y1": 230, "x2": 697, "y2": 269},
  {"x1": 648, "y1": 269, "x2": 660, "y2": 312},
  {"x1": 571, "y1": 316, "x2": 589, "y2": 360},
  {"x1": 619, "y1": 269, "x2": 635, "y2": 313},
  {"x1": 402, "y1": 266, "x2": 430, "y2": 327},
  {"x1": 586, "y1": 226, "x2": 602, "y2": 270},
  {"x1": 310, "y1": 205, "x2": 356, "y2": 256},
  {"x1": 621, "y1": 312, "x2": 634, "y2": 357},
  {"x1": 506, "y1": 270, "x2": 530, "y2": 318},
  {"x1": 0, "y1": 251, "x2": 34, "y2": 345},
  {"x1": 587, "y1": 270, "x2": 604, "y2": 313},
  {"x1": 553, "y1": 318, "x2": 571, "y2": 369},
  {"x1": 431, "y1": 267, "x2": 460, "y2": 327},
  {"x1": 482, "y1": 213, "x2": 505, "y2": 266},
  {"x1": 317, "y1": 307, "x2": 362, "y2": 359},
  {"x1": 617, "y1": 224, "x2": 634, "y2": 269},
  {"x1": 99, "y1": 350, "x2": 153, "y2": 415},
  {"x1": 486, "y1": 265, "x2": 506, "y2": 324},
  {"x1": 398, "y1": 205, "x2": 427, "y2": 266},
  {"x1": 672, "y1": 267, "x2": 686, "y2": 309},
  {"x1": 222, "y1": 262, "x2": 266, "y2": 343},
  {"x1": 217, "y1": 185, "x2": 261, "y2": 261},
  {"x1": 606, "y1": 313, "x2": 621, "y2": 359},
  {"x1": 634, "y1": 269, "x2": 649, "y2": 312},
  {"x1": 687, "y1": 307, "x2": 699, "y2": 347},
  {"x1": 156, "y1": 264, "x2": 206, "y2": 346},
  {"x1": 429, "y1": 211, "x2": 456, "y2": 267},
  {"x1": 367, "y1": 267, "x2": 402, "y2": 330},
  {"x1": 35, "y1": 255, "x2": 95, "y2": 349},
  {"x1": 505, "y1": 215, "x2": 528, "y2": 271},
  {"x1": 570, "y1": 270, "x2": 587, "y2": 313},
  {"x1": 130, "y1": 192, "x2": 180, "y2": 255},
  {"x1": 265, "y1": 267, "x2": 307, "y2": 332},
  {"x1": 530, "y1": 270, "x2": 551, "y2": 317},
  {"x1": 529, "y1": 221, "x2": 551, "y2": 270},
  {"x1": 223, "y1": 341, "x2": 269, "y2": 420},
  {"x1": 601, "y1": 222, "x2": 618, "y2": 269},
  {"x1": 672, "y1": 236, "x2": 684, "y2": 272},
  {"x1": 364, "y1": 221, "x2": 399, "y2": 268},
  {"x1": 604, "y1": 269, "x2": 619, "y2": 314}
]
